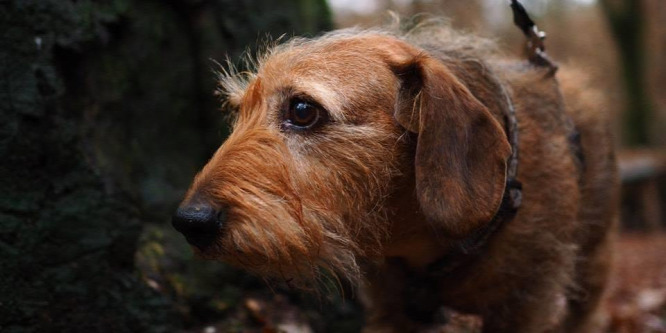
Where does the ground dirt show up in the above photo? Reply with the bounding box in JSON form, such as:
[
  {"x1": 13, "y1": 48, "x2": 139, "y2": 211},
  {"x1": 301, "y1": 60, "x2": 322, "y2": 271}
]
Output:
[{"x1": 188, "y1": 232, "x2": 666, "y2": 333}]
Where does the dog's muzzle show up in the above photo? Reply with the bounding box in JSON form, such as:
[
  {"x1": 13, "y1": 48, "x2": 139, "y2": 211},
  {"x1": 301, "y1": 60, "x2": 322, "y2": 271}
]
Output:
[{"x1": 172, "y1": 200, "x2": 225, "y2": 250}]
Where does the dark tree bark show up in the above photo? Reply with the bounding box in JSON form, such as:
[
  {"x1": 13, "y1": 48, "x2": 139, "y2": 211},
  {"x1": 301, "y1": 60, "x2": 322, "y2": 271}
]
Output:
[
  {"x1": 600, "y1": 0, "x2": 653, "y2": 146},
  {"x1": 0, "y1": 0, "x2": 331, "y2": 332}
]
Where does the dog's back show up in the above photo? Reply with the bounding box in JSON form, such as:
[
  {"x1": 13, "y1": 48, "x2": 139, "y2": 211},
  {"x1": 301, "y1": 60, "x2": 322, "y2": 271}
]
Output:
[
  {"x1": 447, "y1": 58, "x2": 618, "y2": 332},
  {"x1": 382, "y1": 31, "x2": 620, "y2": 332},
  {"x1": 557, "y1": 67, "x2": 619, "y2": 331}
]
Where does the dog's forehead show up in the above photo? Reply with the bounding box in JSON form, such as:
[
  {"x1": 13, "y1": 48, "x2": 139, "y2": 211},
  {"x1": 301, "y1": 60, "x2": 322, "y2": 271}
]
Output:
[
  {"x1": 273, "y1": 37, "x2": 394, "y2": 76},
  {"x1": 250, "y1": 37, "x2": 399, "y2": 118}
]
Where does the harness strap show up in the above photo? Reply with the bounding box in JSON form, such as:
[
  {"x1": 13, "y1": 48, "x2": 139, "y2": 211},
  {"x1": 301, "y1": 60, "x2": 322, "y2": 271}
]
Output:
[{"x1": 510, "y1": 0, "x2": 559, "y2": 75}]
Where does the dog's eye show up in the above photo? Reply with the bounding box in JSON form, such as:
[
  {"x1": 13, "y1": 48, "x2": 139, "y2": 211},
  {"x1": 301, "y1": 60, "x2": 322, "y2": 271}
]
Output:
[{"x1": 285, "y1": 99, "x2": 322, "y2": 130}]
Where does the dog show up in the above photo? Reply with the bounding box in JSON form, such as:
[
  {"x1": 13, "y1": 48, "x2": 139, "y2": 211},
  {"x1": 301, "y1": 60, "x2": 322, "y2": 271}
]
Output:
[{"x1": 172, "y1": 19, "x2": 618, "y2": 332}]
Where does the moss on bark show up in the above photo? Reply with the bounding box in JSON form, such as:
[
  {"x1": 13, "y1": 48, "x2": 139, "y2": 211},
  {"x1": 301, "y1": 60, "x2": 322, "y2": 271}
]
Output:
[{"x1": 0, "y1": 0, "x2": 331, "y2": 331}]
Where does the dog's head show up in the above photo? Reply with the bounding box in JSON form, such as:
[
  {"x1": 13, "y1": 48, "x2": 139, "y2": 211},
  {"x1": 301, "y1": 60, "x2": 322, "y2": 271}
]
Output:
[{"x1": 172, "y1": 31, "x2": 510, "y2": 284}]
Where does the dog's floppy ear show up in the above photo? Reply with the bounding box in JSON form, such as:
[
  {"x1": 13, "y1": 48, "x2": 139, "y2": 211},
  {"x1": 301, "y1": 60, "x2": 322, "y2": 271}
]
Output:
[{"x1": 389, "y1": 50, "x2": 511, "y2": 238}]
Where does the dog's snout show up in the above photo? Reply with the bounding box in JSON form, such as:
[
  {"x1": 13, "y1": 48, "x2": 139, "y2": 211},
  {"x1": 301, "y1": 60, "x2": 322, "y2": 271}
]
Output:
[{"x1": 172, "y1": 201, "x2": 225, "y2": 250}]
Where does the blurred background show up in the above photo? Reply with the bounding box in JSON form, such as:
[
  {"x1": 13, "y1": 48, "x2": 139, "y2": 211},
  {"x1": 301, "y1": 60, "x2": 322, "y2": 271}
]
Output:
[{"x1": 1, "y1": 0, "x2": 664, "y2": 332}]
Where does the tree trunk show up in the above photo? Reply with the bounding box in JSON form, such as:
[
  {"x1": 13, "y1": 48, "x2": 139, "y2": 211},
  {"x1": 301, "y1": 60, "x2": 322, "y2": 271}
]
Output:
[
  {"x1": 0, "y1": 0, "x2": 331, "y2": 332},
  {"x1": 600, "y1": 0, "x2": 653, "y2": 146}
]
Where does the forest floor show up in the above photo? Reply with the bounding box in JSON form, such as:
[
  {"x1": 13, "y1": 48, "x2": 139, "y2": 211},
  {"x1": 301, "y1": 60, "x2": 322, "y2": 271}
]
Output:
[
  {"x1": 602, "y1": 232, "x2": 666, "y2": 333},
  {"x1": 187, "y1": 232, "x2": 666, "y2": 333}
]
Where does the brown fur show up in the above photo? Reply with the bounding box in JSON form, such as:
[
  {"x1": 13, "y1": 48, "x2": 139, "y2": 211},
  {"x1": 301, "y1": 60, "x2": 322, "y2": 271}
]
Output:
[{"x1": 177, "y1": 22, "x2": 619, "y2": 332}]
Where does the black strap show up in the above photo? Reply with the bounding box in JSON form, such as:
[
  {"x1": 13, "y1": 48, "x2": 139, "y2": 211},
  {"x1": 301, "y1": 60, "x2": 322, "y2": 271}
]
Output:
[
  {"x1": 565, "y1": 118, "x2": 586, "y2": 176},
  {"x1": 510, "y1": 0, "x2": 558, "y2": 74},
  {"x1": 510, "y1": 0, "x2": 537, "y2": 38},
  {"x1": 427, "y1": 179, "x2": 521, "y2": 275}
]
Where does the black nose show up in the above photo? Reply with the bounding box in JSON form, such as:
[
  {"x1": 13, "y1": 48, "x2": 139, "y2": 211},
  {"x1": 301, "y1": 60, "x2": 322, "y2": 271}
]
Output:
[{"x1": 172, "y1": 201, "x2": 225, "y2": 250}]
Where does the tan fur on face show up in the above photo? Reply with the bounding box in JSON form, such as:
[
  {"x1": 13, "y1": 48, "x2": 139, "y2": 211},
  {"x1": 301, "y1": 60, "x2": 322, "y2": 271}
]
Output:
[
  {"x1": 191, "y1": 35, "x2": 411, "y2": 285},
  {"x1": 179, "y1": 20, "x2": 618, "y2": 332}
]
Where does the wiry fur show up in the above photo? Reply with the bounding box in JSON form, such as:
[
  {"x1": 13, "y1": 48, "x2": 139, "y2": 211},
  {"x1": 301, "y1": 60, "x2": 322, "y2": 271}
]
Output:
[{"x1": 177, "y1": 20, "x2": 618, "y2": 332}]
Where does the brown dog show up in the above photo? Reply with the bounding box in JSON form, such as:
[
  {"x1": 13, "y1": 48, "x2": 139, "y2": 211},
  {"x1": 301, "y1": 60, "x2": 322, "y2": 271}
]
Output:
[{"x1": 172, "y1": 22, "x2": 618, "y2": 332}]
